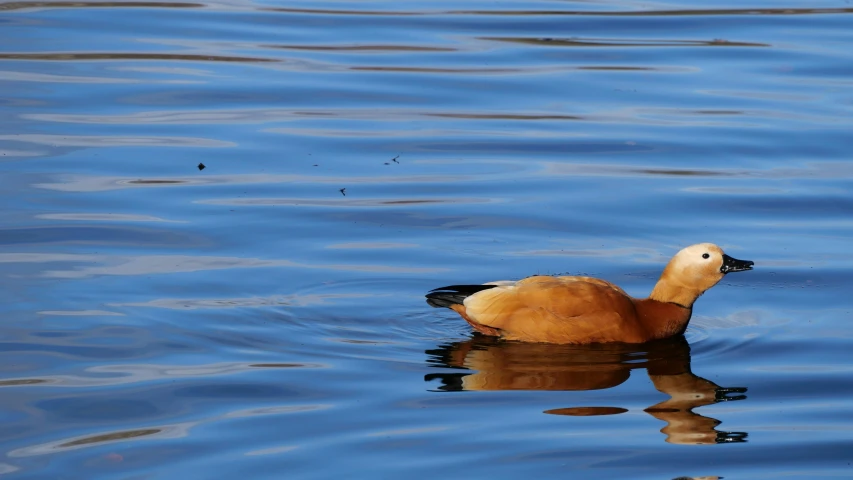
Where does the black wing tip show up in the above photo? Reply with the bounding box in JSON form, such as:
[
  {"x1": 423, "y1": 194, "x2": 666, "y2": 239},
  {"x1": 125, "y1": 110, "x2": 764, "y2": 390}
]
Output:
[
  {"x1": 428, "y1": 285, "x2": 468, "y2": 293},
  {"x1": 425, "y1": 284, "x2": 498, "y2": 309},
  {"x1": 425, "y1": 291, "x2": 467, "y2": 308},
  {"x1": 427, "y1": 284, "x2": 499, "y2": 294},
  {"x1": 425, "y1": 296, "x2": 449, "y2": 308}
]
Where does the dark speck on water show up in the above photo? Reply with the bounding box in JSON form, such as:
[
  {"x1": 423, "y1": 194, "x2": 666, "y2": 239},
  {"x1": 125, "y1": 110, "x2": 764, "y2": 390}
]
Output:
[{"x1": 1, "y1": 0, "x2": 852, "y2": 478}]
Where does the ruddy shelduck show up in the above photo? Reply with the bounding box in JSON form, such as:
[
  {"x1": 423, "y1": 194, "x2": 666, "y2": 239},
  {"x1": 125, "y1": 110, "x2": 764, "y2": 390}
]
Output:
[{"x1": 426, "y1": 243, "x2": 754, "y2": 344}]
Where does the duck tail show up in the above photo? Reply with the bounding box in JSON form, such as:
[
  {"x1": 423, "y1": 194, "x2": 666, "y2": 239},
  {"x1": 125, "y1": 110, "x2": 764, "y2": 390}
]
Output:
[{"x1": 425, "y1": 284, "x2": 497, "y2": 308}]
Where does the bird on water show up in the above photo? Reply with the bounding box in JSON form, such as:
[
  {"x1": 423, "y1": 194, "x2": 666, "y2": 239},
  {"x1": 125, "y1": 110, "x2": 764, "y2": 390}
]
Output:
[{"x1": 426, "y1": 243, "x2": 754, "y2": 344}]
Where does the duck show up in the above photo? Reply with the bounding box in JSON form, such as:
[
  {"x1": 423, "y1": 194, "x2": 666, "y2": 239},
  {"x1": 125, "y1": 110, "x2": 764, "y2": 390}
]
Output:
[{"x1": 425, "y1": 243, "x2": 753, "y2": 344}]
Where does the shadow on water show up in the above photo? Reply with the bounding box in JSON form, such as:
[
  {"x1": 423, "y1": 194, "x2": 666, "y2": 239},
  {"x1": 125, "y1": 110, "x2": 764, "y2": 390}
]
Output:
[{"x1": 425, "y1": 335, "x2": 747, "y2": 446}]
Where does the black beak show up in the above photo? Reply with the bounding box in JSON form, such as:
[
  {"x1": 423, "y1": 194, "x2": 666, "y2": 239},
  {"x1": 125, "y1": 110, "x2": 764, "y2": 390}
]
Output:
[{"x1": 721, "y1": 254, "x2": 754, "y2": 273}]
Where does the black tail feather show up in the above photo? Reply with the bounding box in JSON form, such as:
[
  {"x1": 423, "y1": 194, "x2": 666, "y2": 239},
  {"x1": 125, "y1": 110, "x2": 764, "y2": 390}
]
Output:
[{"x1": 425, "y1": 284, "x2": 498, "y2": 309}]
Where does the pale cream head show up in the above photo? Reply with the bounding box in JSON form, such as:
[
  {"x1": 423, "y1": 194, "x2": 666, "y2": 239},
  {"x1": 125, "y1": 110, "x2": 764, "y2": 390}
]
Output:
[
  {"x1": 649, "y1": 243, "x2": 753, "y2": 307},
  {"x1": 668, "y1": 243, "x2": 728, "y2": 293}
]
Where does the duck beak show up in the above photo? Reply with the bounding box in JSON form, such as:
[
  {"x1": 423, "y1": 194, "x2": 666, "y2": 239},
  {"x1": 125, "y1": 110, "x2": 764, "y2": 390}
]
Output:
[{"x1": 721, "y1": 254, "x2": 754, "y2": 273}]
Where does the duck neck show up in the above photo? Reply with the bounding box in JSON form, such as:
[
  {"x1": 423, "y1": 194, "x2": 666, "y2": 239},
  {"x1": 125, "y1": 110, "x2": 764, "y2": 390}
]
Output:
[
  {"x1": 638, "y1": 273, "x2": 702, "y2": 339},
  {"x1": 634, "y1": 298, "x2": 693, "y2": 340},
  {"x1": 648, "y1": 273, "x2": 703, "y2": 309}
]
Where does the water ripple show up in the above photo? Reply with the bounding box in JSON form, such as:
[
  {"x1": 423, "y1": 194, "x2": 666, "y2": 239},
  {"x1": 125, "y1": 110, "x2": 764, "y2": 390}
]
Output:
[
  {"x1": 0, "y1": 253, "x2": 445, "y2": 277},
  {"x1": 0, "y1": 134, "x2": 233, "y2": 148},
  {"x1": 483, "y1": 37, "x2": 770, "y2": 48},
  {"x1": 34, "y1": 173, "x2": 481, "y2": 192},
  {"x1": 0, "y1": 70, "x2": 199, "y2": 84},
  {"x1": 0, "y1": 52, "x2": 276, "y2": 63},
  {"x1": 258, "y1": 7, "x2": 853, "y2": 17},
  {"x1": 35, "y1": 213, "x2": 184, "y2": 223},
  {"x1": 0, "y1": 1, "x2": 203, "y2": 12},
  {"x1": 111, "y1": 293, "x2": 374, "y2": 310},
  {"x1": 2, "y1": 0, "x2": 852, "y2": 477},
  {"x1": 0, "y1": 361, "x2": 325, "y2": 389},
  {"x1": 198, "y1": 197, "x2": 494, "y2": 207}
]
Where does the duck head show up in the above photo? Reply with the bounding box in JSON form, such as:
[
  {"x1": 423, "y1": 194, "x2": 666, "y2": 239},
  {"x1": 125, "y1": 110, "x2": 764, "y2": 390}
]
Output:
[{"x1": 650, "y1": 243, "x2": 753, "y2": 307}]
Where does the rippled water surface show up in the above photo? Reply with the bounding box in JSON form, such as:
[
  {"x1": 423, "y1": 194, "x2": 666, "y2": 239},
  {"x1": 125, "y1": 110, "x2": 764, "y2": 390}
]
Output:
[{"x1": 2, "y1": 0, "x2": 853, "y2": 478}]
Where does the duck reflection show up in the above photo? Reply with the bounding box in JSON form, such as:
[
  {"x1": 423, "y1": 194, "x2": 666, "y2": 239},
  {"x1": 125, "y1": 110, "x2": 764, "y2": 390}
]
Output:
[{"x1": 425, "y1": 335, "x2": 747, "y2": 445}]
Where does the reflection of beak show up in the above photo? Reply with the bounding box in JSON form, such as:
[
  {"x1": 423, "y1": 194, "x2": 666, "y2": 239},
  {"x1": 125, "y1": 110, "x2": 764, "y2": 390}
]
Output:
[
  {"x1": 721, "y1": 254, "x2": 754, "y2": 273},
  {"x1": 716, "y1": 431, "x2": 748, "y2": 444}
]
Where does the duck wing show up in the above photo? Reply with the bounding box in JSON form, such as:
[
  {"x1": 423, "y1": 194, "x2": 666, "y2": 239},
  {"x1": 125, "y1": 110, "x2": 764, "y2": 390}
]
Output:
[{"x1": 463, "y1": 275, "x2": 643, "y2": 343}]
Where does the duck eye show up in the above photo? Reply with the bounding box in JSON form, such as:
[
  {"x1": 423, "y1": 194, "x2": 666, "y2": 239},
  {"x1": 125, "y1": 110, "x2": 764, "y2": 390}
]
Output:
[{"x1": 702, "y1": 253, "x2": 710, "y2": 259}]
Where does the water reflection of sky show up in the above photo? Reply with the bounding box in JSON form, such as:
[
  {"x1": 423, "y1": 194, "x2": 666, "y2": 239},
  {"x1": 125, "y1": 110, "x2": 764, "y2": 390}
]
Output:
[{"x1": 2, "y1": 0, "x2": 853, "y2": 478}]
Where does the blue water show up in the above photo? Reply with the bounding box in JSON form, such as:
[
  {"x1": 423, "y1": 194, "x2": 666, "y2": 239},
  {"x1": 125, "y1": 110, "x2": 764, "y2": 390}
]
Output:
[{"x1": 1, "y1": 1, "x2": 853, "y2": 478}]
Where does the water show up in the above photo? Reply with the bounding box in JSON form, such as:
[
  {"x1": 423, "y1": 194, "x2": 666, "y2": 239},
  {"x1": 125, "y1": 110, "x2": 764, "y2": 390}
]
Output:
[{"x1": 1, "y1": 0, "x2": 853, "y2": 478}]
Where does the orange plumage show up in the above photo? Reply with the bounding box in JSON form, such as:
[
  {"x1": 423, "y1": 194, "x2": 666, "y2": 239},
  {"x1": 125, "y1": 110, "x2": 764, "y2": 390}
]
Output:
[{"x1": 426, "y1": 243, "x2": 753, "y2": 344}]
